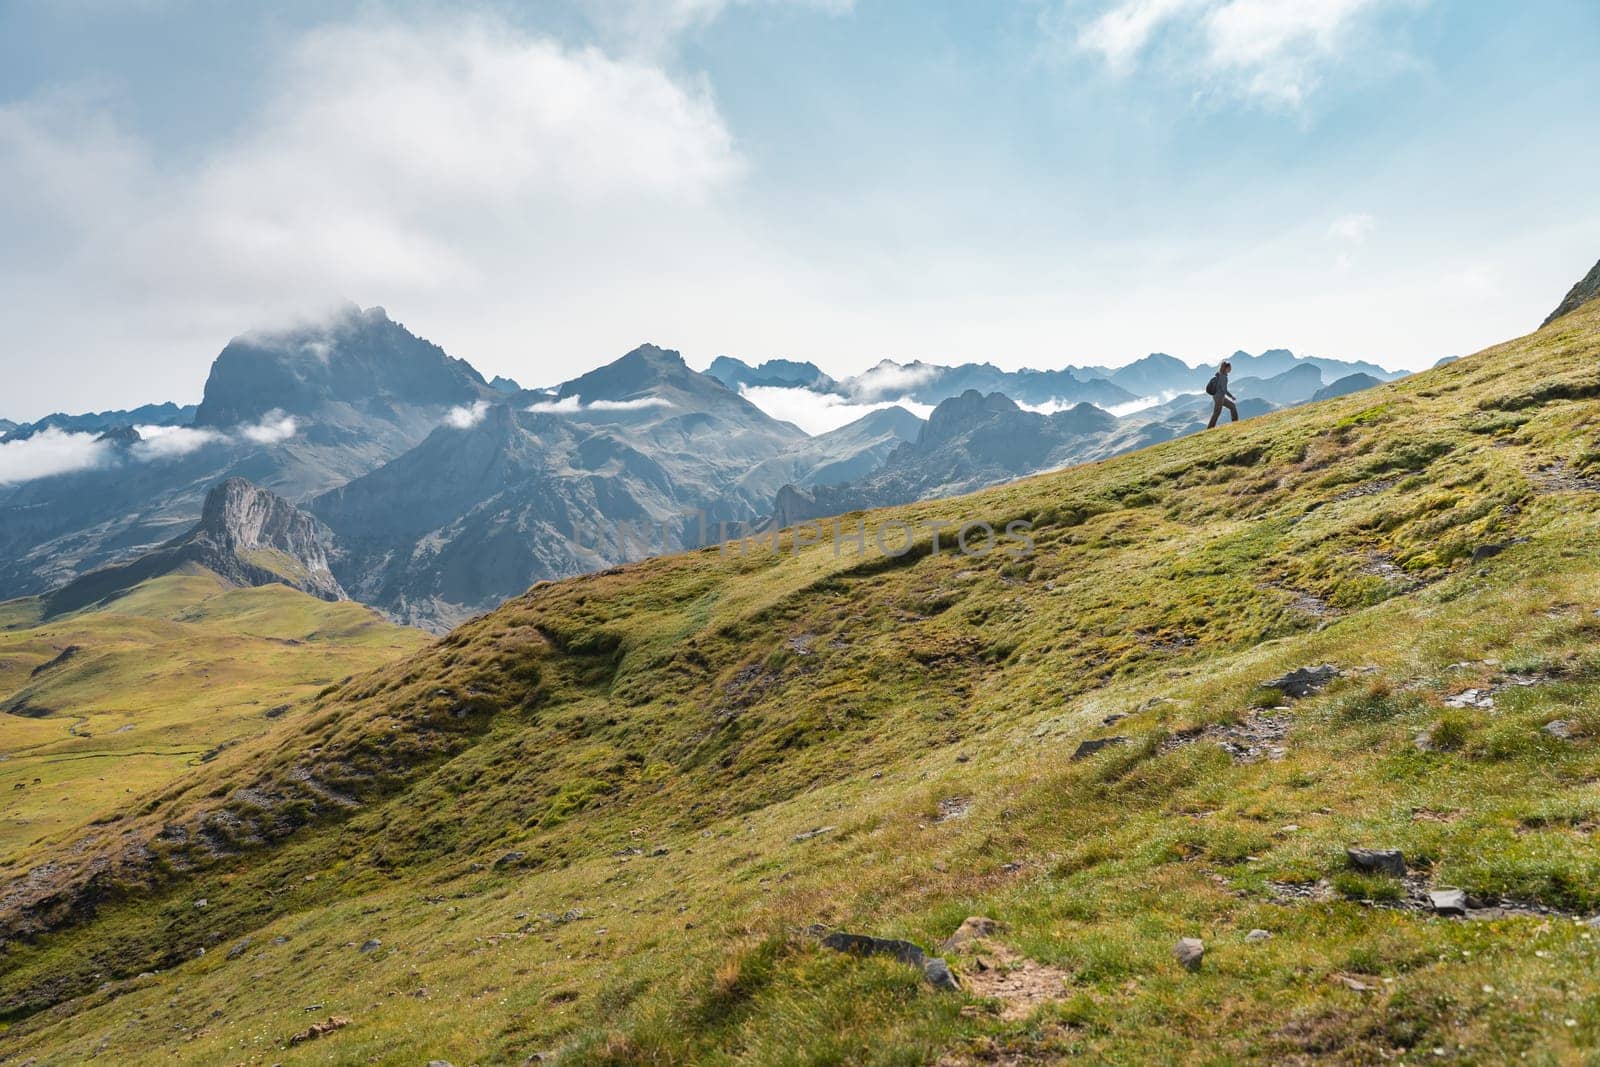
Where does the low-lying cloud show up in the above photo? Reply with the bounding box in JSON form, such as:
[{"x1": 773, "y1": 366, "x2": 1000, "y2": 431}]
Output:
[
  {"x1": 239, "y1": 413, "x2": 299, "y2": 445},
  {"x1": 132, "y1": 424, "x2": 228, "y2": 459},
  {"x1": 526, "y1": 394, "x2": 673, "y2": 414},
  {"x1": 0, "y1": 427, "x2": 114, "y2": 486},
  {"x1": 0, "y1": 412, "x2": 301, "y2": 486},
  {"x1": 843, "y1": 361, "x2": 941, "y2": 401},
  {"x1": 445, "y1": 400, "x2": 492, "y2": 428},
  {"x1": 739, "y1": 385, "x2": 933, "y2": 435}
]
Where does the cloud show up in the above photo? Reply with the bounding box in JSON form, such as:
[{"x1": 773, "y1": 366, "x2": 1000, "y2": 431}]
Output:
[
  {"x1": 445, "y1": 400, "x2": 492, "y2": 428},
  {"x1": 526, "y1": 394, "x2": 673, "y2": 414},
  {"x1": 1328, "y1": 212, "x2": 1376, "y2": 243},
  {"x1": 131, "y1": 423, "x2": 227, "y2": 459},
  {"x1": 1104, "y1": 389, "x2": 1184, "y2": 417},
  {"x1": 842, "y1": 361, "x2": 942, "y2": 401},
  {"x1": 587, "y1": 396, "x2": 675, "y2": 411},
  {"x1": 738, "y1": 385, "x2": 933, "y2": 435},
  {"x1": 584, "y1": 0, "x2": 854, "y2": 56},
  {"x1": 1074, "y1": 0, "x2": 1418, "y2": 107},
  {"x1": 238, "y1": 413, "x2": 298, "y2": 445},
  {"x1": 0, "y1": 428, "x2": 112, "y2": 485},
  {"x1": 0, "y1": 13, "x2": 754, "y2": 418}
]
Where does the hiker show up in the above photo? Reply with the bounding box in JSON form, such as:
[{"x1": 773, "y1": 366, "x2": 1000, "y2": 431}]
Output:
[{"x1": 1206, "y1": 360, "x2": 1238, "y2": 428}]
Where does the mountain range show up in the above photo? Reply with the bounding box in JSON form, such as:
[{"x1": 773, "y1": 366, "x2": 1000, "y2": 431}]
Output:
[{"x1": 2, "y1": 309, "x2": 1415, "y2": 630}]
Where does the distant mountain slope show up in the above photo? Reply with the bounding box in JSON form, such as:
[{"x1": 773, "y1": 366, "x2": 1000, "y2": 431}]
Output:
[
  {"x1": 1312, "y1": 371, "x2": 1384, "y2": 402},
  {"x1": 0, "y1": 307, "x2": 495, "y2": 601},
  {"x1": 1232, "y1": 363, "x2": 1324, "y2": 406},
  {"x1": 4, "y1": 293, "x2": 1599, "y2": 1064},
  {"x1": 311, "y1": 345, "x2": 809, "y2": 629},
  {"x1": 42, "y1": 479, "x2": 344, "y2": 616},
  {"x1": 706, "y1": 355, "x2": 838, "y2": 392},
  {"x1": 1544, "y1": 256, "x2": 1600, "y2": 325},
  {"x1": 774, "y1": 390, "x2": 1119, "y2": 525}
]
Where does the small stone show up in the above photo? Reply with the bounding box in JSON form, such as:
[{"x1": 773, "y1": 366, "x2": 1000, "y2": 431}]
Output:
[
  {"x1": 1071, "y1": 736, "x2": 1128, "y2": 761},
  {"x1": 193, "y1": 898, "x2": 208, "y2": 910},
  {"x1": 1428, "y1": 889, "x2": 1468, "y2": 916},
  {"x1": 359, "y1": 939, "x2": 382, "y2": 953},
  {"x1": 1264, "y1": 665, "x2": 1340, "y2": 699},
  {"x1": 1174, "y1": 937, "x2": 1204, "y2": 972},
  {"x1": 793, "y1": 826, "x2": 836, "y2": 843},
  {"x1": 922, "y1": 957, "x2": 960, "y2": 991},
  {"x1": 1543, "y1": 720, "x2": 1578, "y2": 740},
  {"x1": 225, "y1": 938, "x2": 253, "y2": 961},
  {"x1": 428, "y1": 1061, "x2": 455, "y2": 1067},
  {"x1": 1245, "y1": 929, "x2": 1272, "y2": 942},
  {"x1": 493, "y1": 851, "x2": 527, "y2": 869},
  {"x1": 1413, "y1": 731, "x2": 1436, "y2": 753},
  {"x1": 940, "y1": 916, "x2": 1002, "y2": 952},
  {"x1": 1347, "y1": 847, "x2": 1406, "y2": 877}
]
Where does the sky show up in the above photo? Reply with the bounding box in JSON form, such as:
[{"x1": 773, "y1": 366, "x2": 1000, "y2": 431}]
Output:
[{"x1": 1, "y1": 0, "x2": 1597, "y2": 420}]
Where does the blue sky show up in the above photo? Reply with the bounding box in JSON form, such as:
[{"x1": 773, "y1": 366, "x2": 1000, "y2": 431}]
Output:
[{"x1": 2, "y1": 0, "x2": 1597, "y2": 418}]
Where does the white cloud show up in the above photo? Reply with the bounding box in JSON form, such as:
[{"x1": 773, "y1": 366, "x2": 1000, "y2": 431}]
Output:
[
  {"x1": 238, "y1": 413, "x2": 298, "y2": 445},
  {"x1": 131, "y1": 423, "x2": 227, "y2": 459},
  {"x1": 1328, "y1": 212, "x2": 1376, "y2": 243},
  {"x1": 738, "y1": 384, "x2": 932, "y2": 435},
  {"x1": 1104, "y1": 389, "x2": 1185, "y2": 417},
  {"x1": 1074, "y1": 0, "x2": 1416, "y2": 107},
  {"x1": 0, "y1": 428, "x2": 112, "y2": 485},
  {"x1": 526, "y1": 394, "x2": 673, "y2": 414},
  {"x1": 526, "y1": 395, "x2": 584, "y2": 414},
  {"x1": 587, "y1": 396, "x2": 675, "y2": 411},
  {"x1": 445, "y1": 400, "x2": 492, "y2": 428},
  {"x1": 0, "y1": 13, "x2": 753, "y2": 418},
  {"x1": 842, "y1": 361, "x2": 942, "y2": 401}
]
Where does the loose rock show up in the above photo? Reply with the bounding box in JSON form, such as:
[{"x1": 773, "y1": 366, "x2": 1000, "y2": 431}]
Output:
[
  {"x1": 1174, "y1": 937, "x2": 1204, "y2": 971},
  {"x1": 1429, "y1": 889, "x2": 1468, "y2": 916},
  {"x1": 1544, "y1": 720, "x2": 1578, "y2": 740},
  {"x1": 1347, "y1": 847, "x2": 1406, "y2": 877},
  {"x1": 359, "y1": 939, "x2": 382, "y2": 953},
  {"x1": 922, "y1": 957, "x2": 960, "y2": 991},
  {"x1": 1071, "y1": 736, "x2": 1128, "y2": 761},
  {"x1": 941, "y1": 916, "x2": 1002, "y2": 952},
  {"x1": 793, "y1": 826, "x2": 836, "y2": 843},
  {"x1": 1265, "y1": 665, "x2": 1340, "y2": 699},
  {"x1": 1245, "y1": 929, "x2": 1272, "y2": 943}
]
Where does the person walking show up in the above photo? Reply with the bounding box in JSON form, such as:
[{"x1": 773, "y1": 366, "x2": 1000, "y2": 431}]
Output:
[{"x1": 1206, "y1": 360, "x2": 1239, "y2": 428}]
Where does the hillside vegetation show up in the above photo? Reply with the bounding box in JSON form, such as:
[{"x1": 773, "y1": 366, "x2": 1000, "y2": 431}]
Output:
[
  {"x1": 0, "y1": 572, "x2": 424, "y2": 870},
  {"x1": 3, "y1": 300, "x2": 1600, "y2": 1064}
]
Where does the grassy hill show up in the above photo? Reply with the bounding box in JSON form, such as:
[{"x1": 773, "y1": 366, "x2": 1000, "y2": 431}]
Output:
[
  {"x1": 2, "y1": 299, "x2": 1600, "y2": 1064},
  {"x1": 0, "y1": 570, "x2": 425, "y2": 874}
]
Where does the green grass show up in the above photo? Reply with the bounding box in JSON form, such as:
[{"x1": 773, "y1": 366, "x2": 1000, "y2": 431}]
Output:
[
  {"x1": 3, "y1": 301, "x2": 1600, "y2": 1063},
  {"x1": 0, "y1": 572, "x2": 425, "y2": 867}
]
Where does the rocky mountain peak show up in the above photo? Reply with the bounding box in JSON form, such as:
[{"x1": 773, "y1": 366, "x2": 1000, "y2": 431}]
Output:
[
  {"x1": 194, "y1": 305, "x2": 488, "y2": 427},
  {"x1": 921, "y1": 390, "x2": 1025, "y2": 444},
  {"x1": 189, "y1": 479, "x2": 345, "y2": 601}
]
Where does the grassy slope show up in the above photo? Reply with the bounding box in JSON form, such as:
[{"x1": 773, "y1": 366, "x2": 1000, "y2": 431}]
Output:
[
  {"x1": 1, "y1": 302, "x2": 1600, "y2": 1063},
  {"x1": 0, "y1": 570, "x2": 426, "y2": 868}
]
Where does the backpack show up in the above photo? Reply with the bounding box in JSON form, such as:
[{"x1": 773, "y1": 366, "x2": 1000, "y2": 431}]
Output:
[{"x1": 1205, "y1": 374, "x2": 1219, "y2": 397}]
